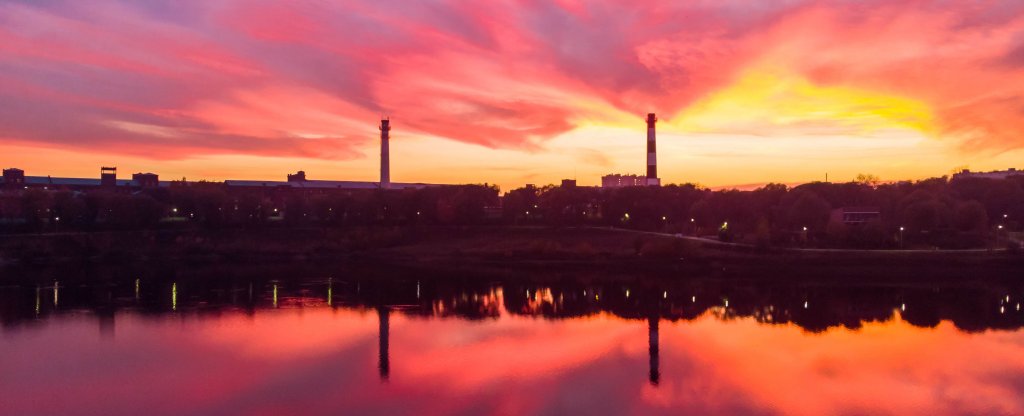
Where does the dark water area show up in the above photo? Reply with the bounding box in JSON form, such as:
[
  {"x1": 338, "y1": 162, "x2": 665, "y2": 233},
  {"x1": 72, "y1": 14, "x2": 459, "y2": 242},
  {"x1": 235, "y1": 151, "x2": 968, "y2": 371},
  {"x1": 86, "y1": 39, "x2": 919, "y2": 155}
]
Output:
[{"x1": 2, "y1": 262, "x2": 1024, "y2": 415}]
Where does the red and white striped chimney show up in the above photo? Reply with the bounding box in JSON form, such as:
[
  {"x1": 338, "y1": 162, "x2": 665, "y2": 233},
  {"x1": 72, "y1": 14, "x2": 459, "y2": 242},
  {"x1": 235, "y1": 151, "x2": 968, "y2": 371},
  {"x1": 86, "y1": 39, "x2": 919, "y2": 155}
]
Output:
[{"x1": 645, "y1": 113, "x2": 660, "y2": 186}]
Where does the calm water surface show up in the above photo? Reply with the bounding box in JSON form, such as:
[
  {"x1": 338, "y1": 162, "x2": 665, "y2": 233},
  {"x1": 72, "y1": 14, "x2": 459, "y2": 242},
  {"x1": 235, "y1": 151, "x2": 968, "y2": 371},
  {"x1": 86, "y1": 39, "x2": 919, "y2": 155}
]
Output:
[{"x1": 2, "y1": 264, "x2": 1023, "y2": 415}]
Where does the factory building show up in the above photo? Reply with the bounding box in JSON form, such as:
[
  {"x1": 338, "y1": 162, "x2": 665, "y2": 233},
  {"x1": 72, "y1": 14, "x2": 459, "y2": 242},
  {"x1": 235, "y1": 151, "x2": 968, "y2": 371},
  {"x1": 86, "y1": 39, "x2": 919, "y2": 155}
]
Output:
[
  {"x1": 601, "y1": 174, "x2": 647, "y2": 188},
  {"x1": 952, "y1": 168, "x2": 1023, "y2": 180},
  {"x1": 1, "y1": 118, "x2": 451, "y2": 195},
  {"x1": 0, "y1": 167, "x2": 168, "y2": 191},
  {"x1": 225, "y1": 118, "x2": 445, "y2": 192}
]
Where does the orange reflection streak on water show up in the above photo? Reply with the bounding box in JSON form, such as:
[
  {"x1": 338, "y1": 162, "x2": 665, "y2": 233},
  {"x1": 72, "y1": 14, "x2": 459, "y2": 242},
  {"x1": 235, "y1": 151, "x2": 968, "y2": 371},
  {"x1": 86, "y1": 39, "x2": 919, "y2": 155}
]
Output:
[
  {"x1": 194, "y1": 308, "x2": 377, "y2": 358},
  {"x1": 655, "y1": 314, "x2": 1024, "y2": 415},
  {"x1": 3, "y1": 307, "x2": 1024, "y2": 415}
]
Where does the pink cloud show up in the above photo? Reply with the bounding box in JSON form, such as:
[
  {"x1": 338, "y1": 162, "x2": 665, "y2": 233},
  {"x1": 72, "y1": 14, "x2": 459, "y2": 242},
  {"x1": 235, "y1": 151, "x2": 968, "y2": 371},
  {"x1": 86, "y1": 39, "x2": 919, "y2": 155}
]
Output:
[{"x1": 0, "y1": 0, "x2": 1022, "y2": 166}]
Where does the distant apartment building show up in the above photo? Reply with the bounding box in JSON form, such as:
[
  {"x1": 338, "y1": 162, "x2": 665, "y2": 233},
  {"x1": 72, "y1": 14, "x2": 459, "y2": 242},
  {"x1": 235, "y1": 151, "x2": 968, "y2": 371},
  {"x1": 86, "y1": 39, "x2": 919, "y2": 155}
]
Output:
[
  {"x1": 830, "y1": 207, "x2": 881, "y2": 225},
  {"x1": 952, "y1": 168, "x2": 1023, "y2": 180},
  {"x1": 601, "y1": 174, "x2": 647, "y2": 188},
  {"x1": 2, "y1": 168, "x2": 25, "y2": 188},
  {"x1": 132, "y1": 173, "x2": 159, "y2": 188}
]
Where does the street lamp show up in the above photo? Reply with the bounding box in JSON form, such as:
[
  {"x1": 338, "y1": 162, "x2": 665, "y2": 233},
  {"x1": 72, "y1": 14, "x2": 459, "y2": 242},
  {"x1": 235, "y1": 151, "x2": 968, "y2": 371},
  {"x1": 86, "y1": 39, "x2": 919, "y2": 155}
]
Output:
[{"x1": 899, "y1": 226, "x2": 905, "y2": 248}]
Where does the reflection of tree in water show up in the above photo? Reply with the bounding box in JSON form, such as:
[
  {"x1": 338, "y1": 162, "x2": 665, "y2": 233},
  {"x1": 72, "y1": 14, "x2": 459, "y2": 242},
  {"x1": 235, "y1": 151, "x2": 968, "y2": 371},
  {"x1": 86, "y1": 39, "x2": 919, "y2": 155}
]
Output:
[
  {"x1": 2, "y1": 266, "x2": 1024, "y2": 336},
  {"x1": 4, "y1": 265, "x2": 1024, "y2": 390}
]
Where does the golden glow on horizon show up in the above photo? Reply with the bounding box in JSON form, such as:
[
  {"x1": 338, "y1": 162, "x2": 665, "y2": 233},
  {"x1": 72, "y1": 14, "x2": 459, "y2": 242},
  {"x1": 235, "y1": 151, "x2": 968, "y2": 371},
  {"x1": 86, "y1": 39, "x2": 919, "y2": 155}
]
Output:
[{"x1": 671, "y1": 67, "x2": 935, "y2": 136}]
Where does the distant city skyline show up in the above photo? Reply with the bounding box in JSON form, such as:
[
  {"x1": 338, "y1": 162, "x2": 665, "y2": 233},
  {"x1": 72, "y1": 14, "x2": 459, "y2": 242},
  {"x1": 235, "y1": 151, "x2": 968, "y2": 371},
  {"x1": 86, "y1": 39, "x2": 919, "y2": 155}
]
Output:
[{"x1": 2, "y1": 1, "x2": 1024, "y2": 191}]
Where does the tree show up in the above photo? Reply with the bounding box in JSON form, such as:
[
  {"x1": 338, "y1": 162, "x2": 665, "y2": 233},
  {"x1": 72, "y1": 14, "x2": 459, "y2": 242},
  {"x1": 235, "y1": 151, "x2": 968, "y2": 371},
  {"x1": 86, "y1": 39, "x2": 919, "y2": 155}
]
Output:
[
  {"x1": 902, "y1": 199, "x2": 949, "y2": 233},
  {"x1": 783, "y1": 190, "x2": 831, "y2": 232},
  {"x1": 952, "y1": 201, "x2": 988, "y2": 233},
  {"x1": 20, "y1": 189, "x2": 50, "y2": 231},
  {"x1": 855, "y1": 173, "x2": 881, "y2": 187}
]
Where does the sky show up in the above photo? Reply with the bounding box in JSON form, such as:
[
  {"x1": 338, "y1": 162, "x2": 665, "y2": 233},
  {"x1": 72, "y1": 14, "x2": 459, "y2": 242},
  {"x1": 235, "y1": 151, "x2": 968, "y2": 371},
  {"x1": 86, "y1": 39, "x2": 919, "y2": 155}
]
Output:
[{"x1": 2, "y1": 0, "x2": 1024, "y2": 191}]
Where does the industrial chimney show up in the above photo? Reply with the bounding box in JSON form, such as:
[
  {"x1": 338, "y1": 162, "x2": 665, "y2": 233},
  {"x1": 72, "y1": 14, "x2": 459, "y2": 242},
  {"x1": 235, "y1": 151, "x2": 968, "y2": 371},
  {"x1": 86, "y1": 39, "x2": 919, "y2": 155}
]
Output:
[
  {"x1": 645, "y1": 113, "x2": 660, "y2": 186},
  {"x1": 380, "y1": 118, "x2": 391, "y2": 189}
]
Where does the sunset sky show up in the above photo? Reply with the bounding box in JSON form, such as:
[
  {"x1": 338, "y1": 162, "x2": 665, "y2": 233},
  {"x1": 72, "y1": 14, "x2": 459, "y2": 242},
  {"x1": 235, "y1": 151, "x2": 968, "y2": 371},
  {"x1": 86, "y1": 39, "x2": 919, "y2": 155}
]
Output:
[{"x1": 2, "y1": 0, "x2": 1024, "y2": 190}]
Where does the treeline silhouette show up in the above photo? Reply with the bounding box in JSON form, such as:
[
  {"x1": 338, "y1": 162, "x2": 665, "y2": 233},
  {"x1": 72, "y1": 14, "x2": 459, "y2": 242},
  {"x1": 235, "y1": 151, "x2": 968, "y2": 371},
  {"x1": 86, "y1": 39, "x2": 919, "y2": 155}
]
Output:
[
  {"x1": 1, "y1": 174, "x2": 1022, "y2": 249},
  {"x1": 506, "y1": 176, "x2": 1023, "y2": 249}
]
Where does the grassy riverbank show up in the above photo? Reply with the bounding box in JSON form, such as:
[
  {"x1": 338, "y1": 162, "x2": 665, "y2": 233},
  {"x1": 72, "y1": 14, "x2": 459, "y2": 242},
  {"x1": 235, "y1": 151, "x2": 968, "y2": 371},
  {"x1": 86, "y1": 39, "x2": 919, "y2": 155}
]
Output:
[{"x1": 0, "y1": 226, "x2": 1020, "y2": 268}]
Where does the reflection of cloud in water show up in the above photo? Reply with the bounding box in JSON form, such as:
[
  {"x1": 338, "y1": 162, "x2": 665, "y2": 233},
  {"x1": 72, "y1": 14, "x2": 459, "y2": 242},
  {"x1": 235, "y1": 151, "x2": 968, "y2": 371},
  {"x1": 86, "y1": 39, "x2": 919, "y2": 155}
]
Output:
[{"x1": 2, "y1": 269, "x2": 1024, "y2": 414}]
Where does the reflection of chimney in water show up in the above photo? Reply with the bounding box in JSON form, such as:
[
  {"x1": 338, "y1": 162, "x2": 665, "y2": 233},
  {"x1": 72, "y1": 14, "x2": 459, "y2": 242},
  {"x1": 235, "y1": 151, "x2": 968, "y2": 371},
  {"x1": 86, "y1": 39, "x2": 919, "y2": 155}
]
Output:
[
  {"x1": 649, "y1": 316, "x2": 660, "y2": 386},
  {"x1": 378, "y1": 307, "x2": 390, "y2": 381},
  {"x1": 98, "y1": 308, "x2": 115, "y2": 338}
]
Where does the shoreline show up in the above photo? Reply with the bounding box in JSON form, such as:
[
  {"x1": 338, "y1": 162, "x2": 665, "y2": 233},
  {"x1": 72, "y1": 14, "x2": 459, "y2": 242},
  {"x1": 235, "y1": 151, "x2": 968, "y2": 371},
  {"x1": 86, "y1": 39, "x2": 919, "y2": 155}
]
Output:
[{"x1": 0, "y1": 226, "x2": 1019, "y2": 268}]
